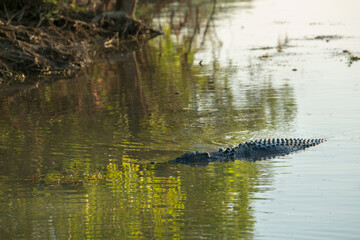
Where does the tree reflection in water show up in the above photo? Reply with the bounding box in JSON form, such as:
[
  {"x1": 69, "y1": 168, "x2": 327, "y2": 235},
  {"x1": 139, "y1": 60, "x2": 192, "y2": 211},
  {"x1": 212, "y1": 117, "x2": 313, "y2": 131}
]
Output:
[{"x1": 0, "y1": 0, "x2": 297, "y2": 239}]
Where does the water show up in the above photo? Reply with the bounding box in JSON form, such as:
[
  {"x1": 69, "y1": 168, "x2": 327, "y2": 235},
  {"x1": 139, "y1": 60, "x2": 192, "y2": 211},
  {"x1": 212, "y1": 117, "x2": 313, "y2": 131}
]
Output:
[{"x1": 1, "y1": 0, "x2": 360, "y2": 239}]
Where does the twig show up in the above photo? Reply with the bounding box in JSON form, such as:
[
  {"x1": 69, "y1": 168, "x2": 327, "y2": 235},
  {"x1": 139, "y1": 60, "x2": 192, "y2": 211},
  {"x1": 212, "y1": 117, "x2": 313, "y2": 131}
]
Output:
[{"x1": 201, "y1": 0, "x2": 217, "y2": 47}]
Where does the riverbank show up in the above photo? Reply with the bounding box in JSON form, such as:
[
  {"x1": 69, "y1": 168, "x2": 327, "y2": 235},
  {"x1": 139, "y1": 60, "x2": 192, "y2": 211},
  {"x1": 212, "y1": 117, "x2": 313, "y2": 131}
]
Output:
[{"x1": 0, "y1": 1, "x2": 161, "y2": 87}]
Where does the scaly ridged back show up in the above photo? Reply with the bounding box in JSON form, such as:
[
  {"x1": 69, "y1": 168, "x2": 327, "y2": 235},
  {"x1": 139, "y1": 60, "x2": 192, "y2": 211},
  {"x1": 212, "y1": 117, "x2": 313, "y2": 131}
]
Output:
[{"x1": 232, "y1": 138, "x2": 325, "y2": 161}]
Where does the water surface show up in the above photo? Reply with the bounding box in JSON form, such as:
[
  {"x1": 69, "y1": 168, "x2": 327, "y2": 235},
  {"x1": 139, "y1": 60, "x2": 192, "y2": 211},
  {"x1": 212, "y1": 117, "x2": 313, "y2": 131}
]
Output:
[{"x1": 1, "y1": 0, "x2": 360, "y2": 239}]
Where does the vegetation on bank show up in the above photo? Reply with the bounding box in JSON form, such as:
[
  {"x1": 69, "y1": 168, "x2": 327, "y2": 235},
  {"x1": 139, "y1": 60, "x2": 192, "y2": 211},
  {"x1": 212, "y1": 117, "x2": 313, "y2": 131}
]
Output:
[{"x1": 0, "y1": 0, "x2": 161, "y2": 85}]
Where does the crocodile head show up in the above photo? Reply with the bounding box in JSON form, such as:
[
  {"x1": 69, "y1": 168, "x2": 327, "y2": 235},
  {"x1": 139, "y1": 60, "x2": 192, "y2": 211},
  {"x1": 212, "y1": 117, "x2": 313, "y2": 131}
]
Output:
[{"x1": 170, "y1": 151, "x2": 211, "y2": 165}]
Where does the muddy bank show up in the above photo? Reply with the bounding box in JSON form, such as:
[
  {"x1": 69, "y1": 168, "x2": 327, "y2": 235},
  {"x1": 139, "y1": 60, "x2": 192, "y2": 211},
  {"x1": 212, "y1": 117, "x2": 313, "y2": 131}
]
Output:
[{"x1": 0, "y1": 1, "x2": 161, "y2": 87}]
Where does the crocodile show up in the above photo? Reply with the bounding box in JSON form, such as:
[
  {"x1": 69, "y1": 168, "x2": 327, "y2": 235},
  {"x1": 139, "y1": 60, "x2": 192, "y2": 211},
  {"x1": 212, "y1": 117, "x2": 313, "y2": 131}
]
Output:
[{"x1": 169, "y1": 138, "x2": 325, "y2": 166}]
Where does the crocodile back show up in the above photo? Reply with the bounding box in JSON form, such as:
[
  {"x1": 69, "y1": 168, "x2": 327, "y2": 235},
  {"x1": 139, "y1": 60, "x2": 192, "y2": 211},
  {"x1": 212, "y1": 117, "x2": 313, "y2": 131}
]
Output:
[{"x1": 233, "y1": 138, "x2": 325, "y2": 161}]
